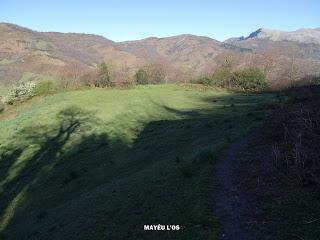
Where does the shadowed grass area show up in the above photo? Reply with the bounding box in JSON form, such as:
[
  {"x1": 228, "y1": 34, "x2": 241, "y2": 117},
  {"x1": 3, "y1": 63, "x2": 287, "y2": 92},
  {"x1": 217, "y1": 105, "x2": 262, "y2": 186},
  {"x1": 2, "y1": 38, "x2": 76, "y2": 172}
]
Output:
[{"x1": 0, "y1": 84, "x2": 273, "y2": 239}]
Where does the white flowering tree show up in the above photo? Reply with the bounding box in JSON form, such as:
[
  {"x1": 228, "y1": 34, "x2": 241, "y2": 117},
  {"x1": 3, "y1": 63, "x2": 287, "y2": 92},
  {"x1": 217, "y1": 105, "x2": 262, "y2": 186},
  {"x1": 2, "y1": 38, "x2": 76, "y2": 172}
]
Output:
[{"x1": 3, "y1": 81, "x2": 36, "y2": 104}]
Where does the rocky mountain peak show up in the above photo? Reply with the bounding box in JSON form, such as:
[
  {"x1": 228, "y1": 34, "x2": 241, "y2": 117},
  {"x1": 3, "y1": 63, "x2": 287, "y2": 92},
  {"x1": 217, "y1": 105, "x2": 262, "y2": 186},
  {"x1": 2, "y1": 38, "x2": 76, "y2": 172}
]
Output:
[{"x1": 243, "y1": 27, "x2": 320, "y2": 44}]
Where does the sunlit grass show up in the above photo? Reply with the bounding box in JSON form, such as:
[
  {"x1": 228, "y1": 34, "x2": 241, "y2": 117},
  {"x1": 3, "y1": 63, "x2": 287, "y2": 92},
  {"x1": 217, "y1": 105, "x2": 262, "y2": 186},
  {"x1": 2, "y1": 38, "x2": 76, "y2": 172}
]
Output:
[{"x1": 0, "y1": 84, "x2": 274, "y2": 239}]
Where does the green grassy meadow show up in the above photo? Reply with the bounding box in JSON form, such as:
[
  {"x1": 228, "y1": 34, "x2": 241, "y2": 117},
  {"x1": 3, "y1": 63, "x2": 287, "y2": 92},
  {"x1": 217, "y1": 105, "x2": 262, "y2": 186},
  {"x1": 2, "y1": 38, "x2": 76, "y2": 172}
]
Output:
[{"x1": 0, "y1": 84, "x2": 273, "y2": 239}]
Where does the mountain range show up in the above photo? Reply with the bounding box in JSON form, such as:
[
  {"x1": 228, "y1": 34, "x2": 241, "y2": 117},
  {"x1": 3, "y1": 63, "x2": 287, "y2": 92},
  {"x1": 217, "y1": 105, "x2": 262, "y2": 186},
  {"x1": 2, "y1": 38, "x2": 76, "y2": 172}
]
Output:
[{"x1": 1, "y1": 23, "x2": 320, "y2": 87}]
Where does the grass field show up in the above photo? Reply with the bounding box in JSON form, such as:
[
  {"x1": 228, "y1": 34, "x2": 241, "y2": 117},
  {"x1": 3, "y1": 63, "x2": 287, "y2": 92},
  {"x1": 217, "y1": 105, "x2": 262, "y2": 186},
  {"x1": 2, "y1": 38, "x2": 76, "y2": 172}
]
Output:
[{"x1": 0, "y1": 84, "x2": 273, "y2": 239}]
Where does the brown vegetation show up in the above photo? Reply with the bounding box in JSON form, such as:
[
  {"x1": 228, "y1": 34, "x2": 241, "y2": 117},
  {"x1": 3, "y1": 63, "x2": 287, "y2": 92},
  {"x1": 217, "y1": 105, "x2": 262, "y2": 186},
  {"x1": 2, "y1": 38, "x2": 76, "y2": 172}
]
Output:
[
  {"x1": 1, "y1": 23, "x2": 320, "y2": 88},
  {"x1": 266, "y1": 85, "x2": 320, "y2": 187}
]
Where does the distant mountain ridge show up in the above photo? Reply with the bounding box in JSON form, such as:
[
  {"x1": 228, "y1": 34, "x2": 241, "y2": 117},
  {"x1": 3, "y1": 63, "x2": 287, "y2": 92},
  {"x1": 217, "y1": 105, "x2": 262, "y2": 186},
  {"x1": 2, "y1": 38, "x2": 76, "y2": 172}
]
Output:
[
  {"x1": 1, "y1": 23, "x2": 320, "y2": 87},
  {"x1": 226, "y1": 28, "x2": 320, "y2": 45}
]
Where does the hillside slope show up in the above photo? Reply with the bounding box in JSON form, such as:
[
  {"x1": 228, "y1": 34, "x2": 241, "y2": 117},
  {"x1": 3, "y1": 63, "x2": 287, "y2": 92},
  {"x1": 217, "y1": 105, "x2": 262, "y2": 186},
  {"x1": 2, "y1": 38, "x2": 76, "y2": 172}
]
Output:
[
  {"x1": 1, "y1": 23, "x2": 320, "y2": 86},
  {"x1": 0, "y1": 23, "x2": 143, "y2": 84}
]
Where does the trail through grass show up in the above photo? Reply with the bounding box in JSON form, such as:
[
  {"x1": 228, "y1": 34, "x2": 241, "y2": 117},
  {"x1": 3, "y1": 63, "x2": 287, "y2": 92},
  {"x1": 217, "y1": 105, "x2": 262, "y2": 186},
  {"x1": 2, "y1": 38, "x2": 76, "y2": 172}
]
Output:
[{"x1": 0, "y1": 84, "x2": 273, "y2": 239}]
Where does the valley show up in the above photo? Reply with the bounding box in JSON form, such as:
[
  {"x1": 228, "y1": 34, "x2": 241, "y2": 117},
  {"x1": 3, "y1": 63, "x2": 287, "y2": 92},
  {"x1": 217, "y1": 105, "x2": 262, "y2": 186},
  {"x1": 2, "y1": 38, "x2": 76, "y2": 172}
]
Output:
[{"x1": 0, "y1": 5, "x2": 319, "y2": 238}]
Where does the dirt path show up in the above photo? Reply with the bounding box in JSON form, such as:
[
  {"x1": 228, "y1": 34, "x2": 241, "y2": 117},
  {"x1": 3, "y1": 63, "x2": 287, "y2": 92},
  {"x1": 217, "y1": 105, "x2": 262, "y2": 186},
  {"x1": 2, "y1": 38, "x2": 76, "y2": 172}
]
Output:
[
  {"x1": 212, "y1": 127, "x2": 276, "y2": 240},
  {"x1": 213, "y1": 135, "x2": 254, "y2": 240}
]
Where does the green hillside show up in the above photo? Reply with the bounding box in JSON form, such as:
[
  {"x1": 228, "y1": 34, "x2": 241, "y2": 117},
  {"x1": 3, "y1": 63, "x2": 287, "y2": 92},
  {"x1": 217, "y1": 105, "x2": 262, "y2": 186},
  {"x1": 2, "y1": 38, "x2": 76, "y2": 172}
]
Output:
[{"x1": 0, "y1": 85, "x2": 273, "y2": 239}]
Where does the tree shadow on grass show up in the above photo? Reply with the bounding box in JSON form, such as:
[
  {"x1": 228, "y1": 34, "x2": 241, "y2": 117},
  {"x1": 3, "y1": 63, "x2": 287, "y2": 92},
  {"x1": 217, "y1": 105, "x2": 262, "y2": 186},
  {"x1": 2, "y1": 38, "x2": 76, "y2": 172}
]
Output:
[
  {"x1": 0, "y1": 106, "x2": 126, "y2": 237},
  {"x1": 0, "y1": 93, "x2": 272, "y2": 240}
]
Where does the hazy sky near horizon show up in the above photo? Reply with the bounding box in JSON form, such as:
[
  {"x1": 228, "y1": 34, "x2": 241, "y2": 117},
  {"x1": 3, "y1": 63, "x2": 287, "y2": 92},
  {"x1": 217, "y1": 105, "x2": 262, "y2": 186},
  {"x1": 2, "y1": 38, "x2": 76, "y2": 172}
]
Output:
[{"x1": 1, "y1": 0, "x2": 319, "y2": 42}]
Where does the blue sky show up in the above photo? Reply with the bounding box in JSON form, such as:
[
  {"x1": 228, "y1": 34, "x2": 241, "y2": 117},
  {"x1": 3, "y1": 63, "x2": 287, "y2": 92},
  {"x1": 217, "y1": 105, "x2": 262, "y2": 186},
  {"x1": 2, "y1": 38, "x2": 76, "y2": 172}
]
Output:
[{"x1": 1, "y1": 0, "x2": 319, "y2": 42}]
